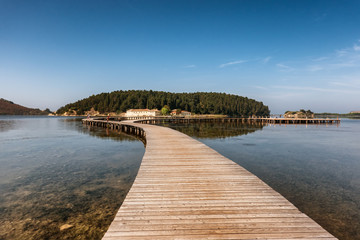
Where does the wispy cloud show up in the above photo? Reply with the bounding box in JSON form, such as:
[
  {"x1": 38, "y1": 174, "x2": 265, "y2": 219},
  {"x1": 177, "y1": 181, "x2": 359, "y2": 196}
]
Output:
[
  {"x1": 267, "y1": 92, "x2": 304, "y2": 100},
  {"x1": 183, "y1": 64, "x2": 196, "y2": 68},
  {"x1": 273, "y1": 85, "x2": 359, "y2": 94},
  {"x1": 262, "y1": 56, "x2": 271, "y2": 64},
  {"x1": 312, "y1": 57, "x2": 328, "y2": 62},
  {"x1": 253, "y1": 85, "x2": 268, "y2": 90},
  {"x1": 307, "y1": 65, "x2": 323, "y2": 72},
  {"x1": 330, "y1": 62, "x2": 357, "y2": 68},
  {"x1": 330, "y1": 82, "x2": 355, "y2": 88},
  {"x1": 219, "y1": 60, "x2": 247, "y2": 68},
  {"x1": 276, "y1": 63, "x2": 294, "y2": 72},
  {"x1": 304, "y1": 42, "x2": 360, "y2": 72},
  {"x1": 330, "y1": 80, "x2": 360, "y2": 89},
  {"x1": 336, "y1": 49, "x2": 348, "y2": 57}
]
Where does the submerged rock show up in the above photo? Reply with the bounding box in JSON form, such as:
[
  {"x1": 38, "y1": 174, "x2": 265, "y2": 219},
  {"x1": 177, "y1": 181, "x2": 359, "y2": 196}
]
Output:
[{"x1": 59, "y1": 224, "x2": 73, "y2": 231}]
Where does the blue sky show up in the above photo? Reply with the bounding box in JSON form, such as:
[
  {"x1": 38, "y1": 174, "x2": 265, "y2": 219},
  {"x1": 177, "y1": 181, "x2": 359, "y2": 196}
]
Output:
[{"x1": 1, "y1": 0, "x2": 360, "y2": 113}]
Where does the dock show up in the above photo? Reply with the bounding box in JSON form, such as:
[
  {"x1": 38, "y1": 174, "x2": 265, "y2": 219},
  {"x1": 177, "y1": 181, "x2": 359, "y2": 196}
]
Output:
[
  {"x1": 83, "y1": 119, "x2": 337, "y2": 239},
  {"x1": 135, "y1": 117, "x2": 340, "y2": 125}
]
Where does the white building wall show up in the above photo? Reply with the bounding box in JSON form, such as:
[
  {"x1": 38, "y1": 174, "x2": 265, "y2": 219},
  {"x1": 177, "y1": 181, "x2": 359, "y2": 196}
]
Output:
[{"x1": 125, "y1": 109, "x2": 160, "y2": 117}]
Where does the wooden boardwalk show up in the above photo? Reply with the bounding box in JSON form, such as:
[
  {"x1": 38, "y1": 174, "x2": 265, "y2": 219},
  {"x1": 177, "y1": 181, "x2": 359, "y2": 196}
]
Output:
[
  {"x1": 84, "y1": 119, "x2": 337, "y2": 239},
  {"x1": 127, "y1": 117, "x2": 340, "y2": 125}
]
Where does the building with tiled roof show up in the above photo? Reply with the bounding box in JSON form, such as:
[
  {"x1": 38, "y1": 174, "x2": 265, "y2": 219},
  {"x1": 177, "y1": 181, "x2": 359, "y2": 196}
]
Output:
[{"x1": 125, "y1": 109, "x2": 161, "y2": 117}]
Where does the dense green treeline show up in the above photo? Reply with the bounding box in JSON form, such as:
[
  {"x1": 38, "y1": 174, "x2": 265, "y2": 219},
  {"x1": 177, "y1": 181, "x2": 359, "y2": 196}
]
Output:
[
  {"x1": 57, "y1": 90, "x2": 270, "y2": 117},
  {"x1": 315, "y1": 112, "x2": 360, "y2": 118}
]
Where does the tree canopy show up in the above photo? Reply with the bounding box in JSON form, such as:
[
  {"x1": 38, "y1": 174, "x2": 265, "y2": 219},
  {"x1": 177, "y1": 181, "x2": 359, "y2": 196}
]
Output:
[
  {"x1": 161, "y1": 105, "x2": 171, "y2": 115},
  {"x1": 56, "y1": 90, "x2": 270, "y2": 117}
]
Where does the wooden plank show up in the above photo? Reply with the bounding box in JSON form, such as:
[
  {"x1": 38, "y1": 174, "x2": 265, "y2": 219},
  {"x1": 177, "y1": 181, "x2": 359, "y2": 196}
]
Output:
[
  {"x1": 113, "y1": 213, "x2": 312, "y2": 221},
  {"x1": 83, "y1": 120, "x2": 338, "y2": 240}
]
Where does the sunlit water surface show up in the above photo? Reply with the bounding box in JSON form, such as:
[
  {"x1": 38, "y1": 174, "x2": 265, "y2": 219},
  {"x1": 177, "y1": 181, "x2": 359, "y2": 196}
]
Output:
[
  {"x1": 0, "y1": 116, "x2": 144, "y2": 240},
  {"x1": 159, "y1": 120, "x2": 360, "y2": 240}
]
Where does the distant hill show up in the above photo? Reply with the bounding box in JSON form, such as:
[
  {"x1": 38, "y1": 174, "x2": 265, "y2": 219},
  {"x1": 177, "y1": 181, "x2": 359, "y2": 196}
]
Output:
[
  {"x1": 57, "y1": 90, "x2": 270, "y2": 117},
  {"x1": 0, "y1": 98, "x2": 51, "y2": 115}
]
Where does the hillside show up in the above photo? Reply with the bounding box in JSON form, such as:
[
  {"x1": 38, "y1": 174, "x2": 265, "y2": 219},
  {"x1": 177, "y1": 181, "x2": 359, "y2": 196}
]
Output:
[
  {"x1": 57, "y1": 90, "x2": 270, "y2": 117},
  {"x1": 0, "y1": 98, "x2": 51, "y2": 115}
]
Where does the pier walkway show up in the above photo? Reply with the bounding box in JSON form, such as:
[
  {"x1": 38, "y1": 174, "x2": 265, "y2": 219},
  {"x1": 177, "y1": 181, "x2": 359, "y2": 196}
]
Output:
[
  {"x1": 83, "y1": 119, "x2": 336, "y2": 240},
  {"x1": 126, "y1": 117, "x2": 340, "y2": 125}
]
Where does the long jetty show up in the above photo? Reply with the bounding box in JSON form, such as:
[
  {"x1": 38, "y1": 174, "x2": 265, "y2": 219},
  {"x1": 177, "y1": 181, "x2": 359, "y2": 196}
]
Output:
[
  {"x1": 121, "y1": 117, "x2": 340, "y2": 125},
  {"x1": 83, "y1": 118, "x2": 337, "y2": 239}
]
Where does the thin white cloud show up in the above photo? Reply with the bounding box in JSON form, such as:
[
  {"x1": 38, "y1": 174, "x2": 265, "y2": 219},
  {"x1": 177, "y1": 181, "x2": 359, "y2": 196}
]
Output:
[
  {"x1": 273, "y1": 85, "x2": 359, "y2": 94},
  {"x1": 267, "y1": 92, "x2": 304, "y2": 99},
  {"x1": 303, "y1": 42, "x2": 360, "y2": 72},
  {"x1": 312, "y1": 57, "x2": 328, "y2": 62},
  {"x1": 336, "y1": 49, "x2": 348, "y2": 57},
  {"x1": 219, "y1": 60, "x2": 247, "y2": 68},
  {"x1": 253, "y1": 85, "x2": 268, "y2": 90},
  {"x1": 276, "y1": 63, "x2": 288, "y2": 68},
  {"x1": 183, "y1": 64, "x2": 196, "y2": 68},
  {"x1": 276, "y1": 63, "x2": 294, "y2": 72},
  {"x1": 262, "y1": 56, "x2": 271, "y2": 64},
  {"x1": 307, "y1": 65, "x2": 323, "y2": 72},
  {"x1": 330, "y1": 81, "x2": 360, "y2": 89},
  {"x1": 330, "y1": 62, "x2": 356, "y2": 68}
]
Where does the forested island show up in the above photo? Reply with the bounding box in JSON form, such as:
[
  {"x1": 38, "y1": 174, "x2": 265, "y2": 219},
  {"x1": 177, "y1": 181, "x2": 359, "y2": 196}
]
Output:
[
  {"x1": 0, "y1": 98, "x2": 52, "y2": 115},
  {"x1": 315, "y1": 112, "x2": 360, "y2": 118},
  {"x1": 57, "y1": 90, "x2": 270, "y2": 117}
]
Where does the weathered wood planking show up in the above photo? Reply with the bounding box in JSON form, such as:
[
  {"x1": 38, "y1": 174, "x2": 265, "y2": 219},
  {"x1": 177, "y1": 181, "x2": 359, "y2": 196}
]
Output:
[{"x1": 83, "y1": 119, "x2": 337, "y2": 240}]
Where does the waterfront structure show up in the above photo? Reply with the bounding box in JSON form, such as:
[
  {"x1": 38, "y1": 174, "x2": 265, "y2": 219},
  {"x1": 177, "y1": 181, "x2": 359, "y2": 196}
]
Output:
[
  {"x1": 170, "y1": 110, "x2": 192, "y2": 116},
  {"x1": 180, "y1": 110, "x2": 191, "y2": 116},
  {"x1": 139, "y1": 117, "x2": 340, "y2": 125},
  {"x1": 284, "y1": 111, "x2": 314, "y2": 119},
  {"x1": 83, "y1": 118, "x2": 337, "y2": 239},
  {"x1": 125, "y1": 109, "x2": 161, "y2": 117}
]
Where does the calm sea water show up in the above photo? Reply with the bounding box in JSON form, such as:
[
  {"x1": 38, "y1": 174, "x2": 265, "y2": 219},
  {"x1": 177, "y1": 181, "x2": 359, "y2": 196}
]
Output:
[
  {"x1": 0, "y1": 116, "x2": 144, "y2": 240},
  {"x1": 161, "y1": 119, "x2": 360, "y2": 240},
  {"x1": 1, "y1": 117, "x2": 359, "y2": 240}
]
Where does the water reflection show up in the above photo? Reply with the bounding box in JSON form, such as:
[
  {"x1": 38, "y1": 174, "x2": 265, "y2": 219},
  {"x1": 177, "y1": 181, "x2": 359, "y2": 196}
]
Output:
[
  {"x1": 0, "y1": 120, "x2": 17, "y2": 132},
  {"x1": 0, "y1": 117, "x2": 144, "y2": 240},
  {"x1": 159, "y1": 121, "x2": 264, "y2": 139},
  {"x1": 63, "y1": 118, "x2": 140, "y2": 142},
  {"x1": 161, "y1": 120, "x2": 360, "y2": 240}
]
